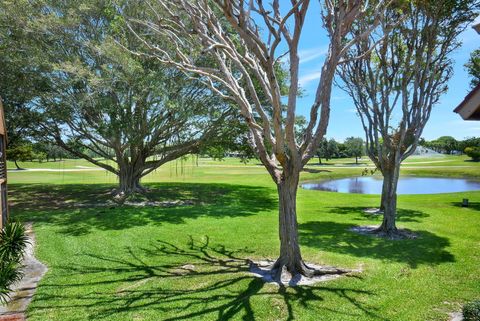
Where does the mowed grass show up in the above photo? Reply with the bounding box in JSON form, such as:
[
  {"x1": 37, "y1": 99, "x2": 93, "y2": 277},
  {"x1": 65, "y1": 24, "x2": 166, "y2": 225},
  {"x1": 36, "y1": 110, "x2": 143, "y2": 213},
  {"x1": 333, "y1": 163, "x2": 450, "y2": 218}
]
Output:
[{"x1": 7, "y1": 155, "x2": 480, "y2": 321}]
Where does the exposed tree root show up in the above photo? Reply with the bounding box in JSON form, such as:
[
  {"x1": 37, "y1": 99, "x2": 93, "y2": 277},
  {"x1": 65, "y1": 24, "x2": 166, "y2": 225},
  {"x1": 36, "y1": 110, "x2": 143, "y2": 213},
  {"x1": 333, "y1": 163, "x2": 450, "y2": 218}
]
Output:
[
  {"x1": 111, "y1": 185, "x2": 148, "y2": 204},
  {"x1": 363, "y1": 208, "x2": 383, "y2": 215},
  {"x1": 249, "y1": 259, "x2": 354, "y2": 286},
  {"x1": 350, "y1": 225, "x2": 418, "y2": 240}
]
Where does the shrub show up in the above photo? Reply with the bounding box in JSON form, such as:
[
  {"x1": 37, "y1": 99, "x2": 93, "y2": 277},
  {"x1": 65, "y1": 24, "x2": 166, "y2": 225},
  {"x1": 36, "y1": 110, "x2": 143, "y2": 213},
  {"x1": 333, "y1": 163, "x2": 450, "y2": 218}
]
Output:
[
  {"x1": 463, "y1": 299, "x2": 480, "y2": 321},
  {"x1": 464, "y1": 147, "x2": 480, "y2": 161},
  {"x1": 0, "y1": 222, "x2": 29, "y2": 303}
]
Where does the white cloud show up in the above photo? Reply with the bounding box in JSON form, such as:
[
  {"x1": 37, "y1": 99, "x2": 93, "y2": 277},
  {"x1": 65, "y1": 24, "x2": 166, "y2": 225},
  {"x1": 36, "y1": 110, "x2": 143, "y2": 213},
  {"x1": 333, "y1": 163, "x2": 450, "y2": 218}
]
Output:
[
  {"x1": 298, "y1": 70, "x2": 322, "y2": 86},
  {"x1": 298, "y1": 46, "x2": 328, "y2": 64}
]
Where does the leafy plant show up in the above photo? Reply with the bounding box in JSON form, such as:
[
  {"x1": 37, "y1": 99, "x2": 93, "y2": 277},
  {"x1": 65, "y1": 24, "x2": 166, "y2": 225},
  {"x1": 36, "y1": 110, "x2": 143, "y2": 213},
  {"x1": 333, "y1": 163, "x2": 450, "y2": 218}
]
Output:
[
  {"x1": 0, "y1": 222, "x2": 29, "y2": 304},
  {"x1": 465, "y1": 147, "x2": 480, "y2": 161},
  {"x1": 463, "y1": 299, "x2": 480, "y2": 321}
]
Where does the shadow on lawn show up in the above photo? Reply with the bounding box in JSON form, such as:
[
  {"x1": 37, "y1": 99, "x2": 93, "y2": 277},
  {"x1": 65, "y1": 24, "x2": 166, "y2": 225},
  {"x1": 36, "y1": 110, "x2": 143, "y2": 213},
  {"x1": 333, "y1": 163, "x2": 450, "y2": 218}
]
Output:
[
  {"x1": 30, "y1": 237, "x2": 385, "y2": 321},
  {"x1": 451, "y1": 202, "x2": 480, "y2": 211},
  {"x1": 9, "y1": 183, "x2": 276, "y2": 236},
  {"x1": 326, "y1": 206, "x2": 430, "y2": 223},
  {"x1": 299, "y1": 221, "x2": 454, "y2": 268}
]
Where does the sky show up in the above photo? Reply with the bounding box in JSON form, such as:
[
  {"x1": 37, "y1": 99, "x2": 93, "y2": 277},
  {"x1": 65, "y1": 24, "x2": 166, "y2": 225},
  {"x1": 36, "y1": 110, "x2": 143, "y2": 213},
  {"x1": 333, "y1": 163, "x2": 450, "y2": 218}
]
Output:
[{"x1": 290, "y1": 2, "x2": 480, "y2": 142}]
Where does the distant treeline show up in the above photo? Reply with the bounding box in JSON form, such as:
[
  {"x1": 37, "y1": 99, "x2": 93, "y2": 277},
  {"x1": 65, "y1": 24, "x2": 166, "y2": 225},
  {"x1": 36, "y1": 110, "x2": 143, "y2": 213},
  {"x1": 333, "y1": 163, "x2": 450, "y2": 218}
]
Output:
[{"x1": 420, "y1": 136, "x2": 480, "y2": 161}]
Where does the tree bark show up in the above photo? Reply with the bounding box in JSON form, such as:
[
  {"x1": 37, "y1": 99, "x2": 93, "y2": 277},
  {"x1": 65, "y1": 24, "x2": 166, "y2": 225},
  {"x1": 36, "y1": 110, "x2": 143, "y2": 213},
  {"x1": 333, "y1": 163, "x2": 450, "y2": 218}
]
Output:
[
  {"x1": 115, "y1": 164, "x2": 146, "y2": 201},
  {"x1": 379, "y1": 192, "x2": 386, "y2": 212},
  {"x1": 271, "y1": 170, "x2": 341, "y2": 280},
  {"x1": 377, "y1": 166, "x2": 400, "y2": 235},
  {"x1": 275, "y1": 172, "x2": 304, "y2": 274},
  {"x1": 14, "y1": 160, "x2": 23, "y2": 170}
]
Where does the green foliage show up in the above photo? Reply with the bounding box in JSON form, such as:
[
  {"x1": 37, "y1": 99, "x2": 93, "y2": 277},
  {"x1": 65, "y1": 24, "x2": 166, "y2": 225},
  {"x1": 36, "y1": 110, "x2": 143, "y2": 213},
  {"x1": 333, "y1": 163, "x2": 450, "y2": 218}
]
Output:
[
  {"x1": 0, "y1": 0, "x2": 50, "y2": 148},
  {"x1": 34, "y1": 152, "x2": 47, "y2": 163},
  {"x1": 465, "y1": 147, "x2": 480, "y2": 161},
  {"x1": 6, "y1": 145, "x2": 35, "y2": 164},
  {"x1": 316, "y1": 138, "x2": 340, "y2": 162},
  {"x1": 463, "y1": 299, "x2": 480, "y2": 321},
  {"x1": 435, "y1": 136, "x2": 459, "y2": 154},
  {"x1": 465, "y1": 48, "x2": 480, "y2": 88},
  {"x1": 344, "y1": 137, "x2": 364, "y2": 161},
  {"x1": 0, "y1": 222, "x2": 29, "y2": 304}
]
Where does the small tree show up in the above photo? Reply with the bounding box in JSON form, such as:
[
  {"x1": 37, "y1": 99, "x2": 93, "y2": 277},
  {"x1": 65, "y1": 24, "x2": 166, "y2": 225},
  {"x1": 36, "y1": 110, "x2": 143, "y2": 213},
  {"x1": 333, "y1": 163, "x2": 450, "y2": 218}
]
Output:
[
  {"x1": 316, "y1": 139, "x2": 329, "y2": 164},
  {"x1": 316, "y1": 138, "x2": 339, "y2": 164},
  {"x1": 459, "y1": 137, "x2": 480, "y2": 152},
  {"x1": 339, "y1": 0, "x2": 478, "y2": 236},
  {"x1": 344, "y1": 137, "x2": 364, "y2": 164},
  {"x1": 6, "y1": 145, "x2": 34, "y2": 170},
  {"x1": 128, "y1": 0, "x2": 388, "y2": 279},
  {"x1": 465, "y1": 147, "x2": 480, "y2": 161},
  {"x1": 434, "y1": 136, "x2": 458, "y2": 154}
]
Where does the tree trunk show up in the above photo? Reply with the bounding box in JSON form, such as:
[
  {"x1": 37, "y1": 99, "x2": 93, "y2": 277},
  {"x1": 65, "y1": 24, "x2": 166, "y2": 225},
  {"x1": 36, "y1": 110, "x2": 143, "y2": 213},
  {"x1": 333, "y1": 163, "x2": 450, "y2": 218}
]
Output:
[
  {"x1": 318, "y1": 156, "x2": 322, "y2": 164},
  {"x1": 377, "y1": 167, "x2": 400, "y2": 236},
  {"x1": 14, "y1": 160, "x2": 23, "y2": 170},
  {"x1": 274, "y1": 173, "x2": 304, "y2": 274},
  {"x1": 355, "y1": 156, "x2": 358, "y2": 164},
  {"x1": 379, "y1": 192, "x2": 386, "y2": 212},
  {"x1": 268, "y1": 171, "x2": 346, "y2": 281},
  {"x1": 115, "y1": 165, "x2": 145, "y2": 202}
]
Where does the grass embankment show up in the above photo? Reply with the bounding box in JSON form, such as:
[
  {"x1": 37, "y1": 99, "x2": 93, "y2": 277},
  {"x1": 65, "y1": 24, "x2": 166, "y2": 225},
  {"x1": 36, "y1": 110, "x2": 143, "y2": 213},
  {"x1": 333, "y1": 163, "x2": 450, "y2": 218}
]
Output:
[{"x1": 7, "y1": 155, "x2": 480, "y2": 320}]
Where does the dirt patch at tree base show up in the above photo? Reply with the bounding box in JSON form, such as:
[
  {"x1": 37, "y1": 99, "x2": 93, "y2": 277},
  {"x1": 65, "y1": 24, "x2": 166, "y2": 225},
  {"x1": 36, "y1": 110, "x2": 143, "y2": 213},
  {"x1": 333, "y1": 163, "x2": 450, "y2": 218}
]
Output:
[
  {"x1": 448, "y1": 312, "x2": 463, "y2": 321},
  {"x1": 75, "y1": 199, "x2": 196, "y2": 208},
  {"x1": 249, "y1": 260, "x2": 359, "y2": 286},
  {"x1": 350, "y1": 225, "x2": 418, "y2": 240}
]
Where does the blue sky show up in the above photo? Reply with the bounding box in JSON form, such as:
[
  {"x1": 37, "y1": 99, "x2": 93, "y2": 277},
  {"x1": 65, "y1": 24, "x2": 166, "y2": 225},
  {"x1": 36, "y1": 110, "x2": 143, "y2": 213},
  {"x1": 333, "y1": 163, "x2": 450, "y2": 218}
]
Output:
[{"x1": 292, "y1": 2, "x2": 480, "y2": 142}]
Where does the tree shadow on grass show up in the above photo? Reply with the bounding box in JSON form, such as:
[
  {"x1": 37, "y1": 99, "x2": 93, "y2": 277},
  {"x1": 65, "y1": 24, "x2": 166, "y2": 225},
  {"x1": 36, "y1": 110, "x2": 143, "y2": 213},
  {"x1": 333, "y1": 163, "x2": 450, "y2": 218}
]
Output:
[
  {"x1": 326, "y1": 206, "x2": 430, "y2": 223},
  {"x1": 451, "y1": 202, "x2": 480, "y2": 212},
  {"x1": 9, "y1": 183, "x2": 276, "y2": 236},
  {"x1": 299, "y1": 221, "x2": 454, "y2": 268},
  {"x1": 29, "y1": 237, "x2": 385, "y2": 321}
]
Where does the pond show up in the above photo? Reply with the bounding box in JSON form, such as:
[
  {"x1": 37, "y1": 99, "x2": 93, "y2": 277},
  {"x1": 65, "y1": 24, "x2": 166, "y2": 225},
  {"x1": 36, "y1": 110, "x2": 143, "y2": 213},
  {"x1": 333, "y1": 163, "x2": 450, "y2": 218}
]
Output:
[{"x1": 301, "y1": 176, "x2": 480, "y2": 194}]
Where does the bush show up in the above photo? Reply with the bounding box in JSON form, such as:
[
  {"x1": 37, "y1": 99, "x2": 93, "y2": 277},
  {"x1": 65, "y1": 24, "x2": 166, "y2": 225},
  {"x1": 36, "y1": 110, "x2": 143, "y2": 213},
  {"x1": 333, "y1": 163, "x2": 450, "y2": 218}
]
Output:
[
  {"x1": 0, "y1": 222, "x2": 29, "y2": 303},
  {"x1": 465, "y1": 147, "x2": 480, "y2": 161},
  {"x1": 463, "y1": 299, "x2": 480, "y2": 321}
]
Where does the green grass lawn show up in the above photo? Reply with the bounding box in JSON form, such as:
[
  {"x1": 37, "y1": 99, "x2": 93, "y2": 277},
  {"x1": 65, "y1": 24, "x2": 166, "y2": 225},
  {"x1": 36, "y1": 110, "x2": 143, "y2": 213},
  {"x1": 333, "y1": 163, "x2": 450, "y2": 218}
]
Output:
[{"x1": 7, "y1": 155, "x2": 480, "y2": 320}]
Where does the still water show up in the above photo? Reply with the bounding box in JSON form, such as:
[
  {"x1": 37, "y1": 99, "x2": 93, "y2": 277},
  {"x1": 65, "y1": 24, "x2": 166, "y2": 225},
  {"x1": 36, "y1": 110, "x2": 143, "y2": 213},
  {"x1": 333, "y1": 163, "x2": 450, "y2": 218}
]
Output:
[{"x1": 301, "y1": 176, "x2": 480, "y2": 194}]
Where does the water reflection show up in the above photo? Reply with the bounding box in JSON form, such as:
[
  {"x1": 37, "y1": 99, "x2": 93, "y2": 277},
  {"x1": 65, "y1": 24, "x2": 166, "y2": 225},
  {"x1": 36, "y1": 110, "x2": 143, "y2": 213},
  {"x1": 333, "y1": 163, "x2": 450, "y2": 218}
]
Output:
[{"x1": 301, "y1": 176, "x2": 480, "y2": 194}]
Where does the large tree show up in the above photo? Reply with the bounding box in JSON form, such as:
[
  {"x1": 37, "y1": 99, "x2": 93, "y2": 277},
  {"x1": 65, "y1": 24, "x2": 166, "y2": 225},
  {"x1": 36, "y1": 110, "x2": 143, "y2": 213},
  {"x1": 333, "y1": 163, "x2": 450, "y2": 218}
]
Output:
[
  {"x1": 33, "y1": 1, "x2": 237, "y2": 200},
  {"x1": 127, "y1": 0, "x2": 387, "y2": 280},
  {"x1": 339, "y1": 0, "x2": 478, "y2": 236}
]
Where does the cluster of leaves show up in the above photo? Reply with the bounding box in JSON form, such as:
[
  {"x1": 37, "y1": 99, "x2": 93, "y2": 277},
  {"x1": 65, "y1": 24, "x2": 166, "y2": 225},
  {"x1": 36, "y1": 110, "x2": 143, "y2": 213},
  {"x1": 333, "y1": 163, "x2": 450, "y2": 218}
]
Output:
[
  {"x1": 0, "y1": 222, "x2": 29, "y2": 304},
  {"x1": 0, "y1": 0, "x2": 50, "y2": 148},
  {"x1": 465, "y1": 49, "x2": 480, "y2": 88},
  {"x1": 463, "y1": 299, "x2": 480, "y2": 321},
  {"x1": 464, "y1": 147, "x2": 480, "y2": 161}
]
